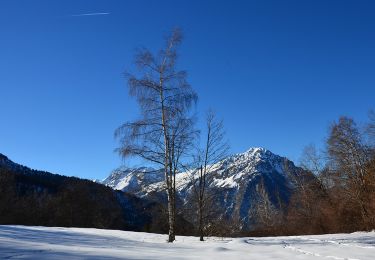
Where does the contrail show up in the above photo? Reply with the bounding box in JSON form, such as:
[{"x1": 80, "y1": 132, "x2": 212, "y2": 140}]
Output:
[{"x1": 70, "y1": 12, "x2": 110, "y2": 17}]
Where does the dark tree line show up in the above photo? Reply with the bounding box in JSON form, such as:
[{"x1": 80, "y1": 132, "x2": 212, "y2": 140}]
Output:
[{"x1": 0, "y1": 158, "x2": 194, "y2": 234}]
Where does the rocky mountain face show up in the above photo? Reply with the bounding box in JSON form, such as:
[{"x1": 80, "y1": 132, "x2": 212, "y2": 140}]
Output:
[
  {"x1": 102, "y1": 167, "x2": 164, "y2": 194},
  {"x1": 102, "y1": 147, "x2": 305, "y2": 231}
]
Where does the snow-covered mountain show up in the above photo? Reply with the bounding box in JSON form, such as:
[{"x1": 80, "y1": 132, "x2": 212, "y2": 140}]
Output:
[{"x1": 102, "y1": 147, "x2": 304, "y2": 230}]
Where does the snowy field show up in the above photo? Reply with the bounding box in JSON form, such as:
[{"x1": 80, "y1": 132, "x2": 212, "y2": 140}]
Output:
[{"x1": 0, "y1": 225, "x2": 374, "y2": 259}]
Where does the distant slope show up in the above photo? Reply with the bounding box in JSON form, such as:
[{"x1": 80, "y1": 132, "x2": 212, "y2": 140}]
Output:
[{"x1": 0, "y1": 153, "x2": 192, "y2": 234}]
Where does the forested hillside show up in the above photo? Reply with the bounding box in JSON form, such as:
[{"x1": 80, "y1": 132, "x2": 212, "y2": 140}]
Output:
[{"x1": 0, "y1": 154, "x2": 192, "y2": 234}]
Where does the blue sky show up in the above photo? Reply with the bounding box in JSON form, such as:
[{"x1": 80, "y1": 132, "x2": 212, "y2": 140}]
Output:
[{"x1": 1, "y1": 0, "x2": 375, "y2": 180}]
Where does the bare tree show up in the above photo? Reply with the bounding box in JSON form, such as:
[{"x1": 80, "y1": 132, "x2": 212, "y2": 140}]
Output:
[
  {"x1": 327, "y1": 116, "x2": 374, "y2": 229},
  {"x1": 115, "y1": 28, "x2": 197, "y2": 242},
  {"x1": 193, "y1": 110, "x2": 229, "y2": 241},
  {"x1": 250, "y1": 176, "x2": 283, "y2": 234},
  {"x1": 299, "y1": 144, "x2": 325, "y2": 176},
  {"x1": 299, "y1": 144, "x2": 333, "y2": 194}
]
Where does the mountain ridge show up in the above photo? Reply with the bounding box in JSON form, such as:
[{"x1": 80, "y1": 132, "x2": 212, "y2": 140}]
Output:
[
  {"x1": 102, "y1": 147, "x2": 298, "y2": 193},
  {"x1": 102, "y1": 147, "x2": 305, "y2": 231}
]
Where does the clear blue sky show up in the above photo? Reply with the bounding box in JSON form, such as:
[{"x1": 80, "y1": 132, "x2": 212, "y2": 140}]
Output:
[{"x1": 1, "y1": 0, "x2": 375, "y2": 180}]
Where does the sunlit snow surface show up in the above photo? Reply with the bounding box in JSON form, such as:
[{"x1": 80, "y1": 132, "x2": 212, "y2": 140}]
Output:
[{"x1": 0, "y1": 226, "x2": 374, "y2": 259}]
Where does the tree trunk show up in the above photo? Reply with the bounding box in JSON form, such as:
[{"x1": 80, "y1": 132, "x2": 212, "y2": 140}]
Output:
[
  {"x1": 167, "y1": 187, "x2": 175, "y2": 242},
  {"x1": 159, "y1": 80, "x2": 176, "y2": 243},
  {"x1": 199, "y1": 201, "x2": 204, "y2": 241},
  {"x1": 199, "y1": 166, "x2": 204, "y2": 241}
]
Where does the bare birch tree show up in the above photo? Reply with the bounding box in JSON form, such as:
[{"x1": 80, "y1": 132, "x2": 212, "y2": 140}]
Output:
[{"x1": 115, "y1": 28, "x2": 197, "y2": 242}]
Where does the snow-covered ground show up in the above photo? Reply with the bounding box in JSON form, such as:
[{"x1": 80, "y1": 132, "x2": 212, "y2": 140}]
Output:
[{"x1": 0, "y1": 225, "x2": 374, "y2": 259}]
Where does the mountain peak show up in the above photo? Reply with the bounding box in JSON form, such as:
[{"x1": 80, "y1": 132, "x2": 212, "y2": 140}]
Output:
[
  {"x1": 219, "y1": 147, "x2": 281, "y2": 170},
  {"x1": 242, "y1": 147, "x2": 271, "y2": 158},
  {"x1": 244, "y1": 146, "x2": 268, "y2": 154}
]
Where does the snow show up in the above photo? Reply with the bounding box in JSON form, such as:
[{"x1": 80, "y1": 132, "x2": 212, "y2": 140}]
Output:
[
  {"x1": 213, "y1": 174, "x2": 238, "y2": 188},
  {"x1": 102, "y1": 167, "x2": 164, "y2": 194},
  {"x1": 0, "y1": 225, "x2": 374, "y2": 259}
]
